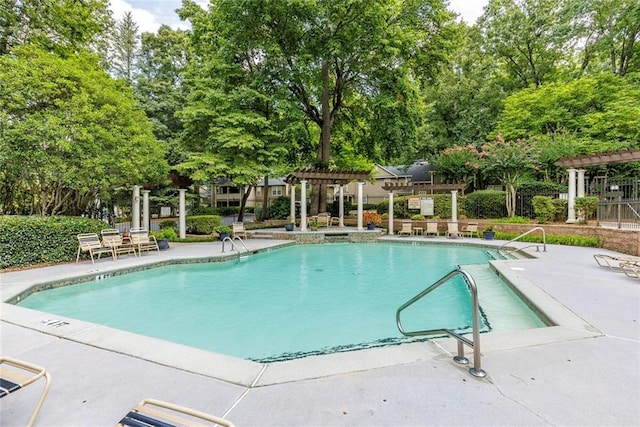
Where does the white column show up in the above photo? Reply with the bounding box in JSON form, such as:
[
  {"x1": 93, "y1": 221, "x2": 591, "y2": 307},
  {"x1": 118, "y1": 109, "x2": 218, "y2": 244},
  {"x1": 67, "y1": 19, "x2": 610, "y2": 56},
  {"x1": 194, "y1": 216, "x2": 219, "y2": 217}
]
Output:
[
  {"x1": 142, "y1": 190, "x2": 150, "y2": 231},
  {"x1": 179, "y1": 189, "x2": 187, "y2": 238},
  {"x1": 289, "y1": 183, "x2": 296, "y2": 224},
  {"x1": 567, "y1": 168, "x2": 577, "y2": 223},
  {"x1": 339, "y1": 185, "x2": 345, "y2": 227},
  {"x1": 132, "y1": 185, "x2": 140, "y2": 229},
  {"x1": 357, "y1": 181, "x2": 364, "y2": 231},
  {"x1": 388, "y1": 191, "x2": 394, "y2": 235},
  {"x1": 300, "y1": 180, "x2": 308, "y2": 232},
  {"x1": 577, "y1": 169, "x2": 586, "y2": 197},
  {"x1": 451, "y1": 190, "x2": 458, "y2": 222}
]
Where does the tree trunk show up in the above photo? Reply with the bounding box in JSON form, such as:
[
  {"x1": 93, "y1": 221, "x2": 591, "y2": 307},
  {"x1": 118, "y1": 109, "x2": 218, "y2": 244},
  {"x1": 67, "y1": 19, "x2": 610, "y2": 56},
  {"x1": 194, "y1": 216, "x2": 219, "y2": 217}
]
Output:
[
  {"x1": 238, "y1": 185, "x2": 253, "y2": 222},
  {"x1": 313, "y1": 58, "x2": 332, "y2": 214}
]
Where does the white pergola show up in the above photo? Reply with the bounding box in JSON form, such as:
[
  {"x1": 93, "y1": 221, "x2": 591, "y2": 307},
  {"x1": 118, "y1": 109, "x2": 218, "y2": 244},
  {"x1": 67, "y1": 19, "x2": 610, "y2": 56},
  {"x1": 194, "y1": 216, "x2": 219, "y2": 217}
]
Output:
[{"x1": 284, "y1": 168, "x2": 371, "y2": 231}]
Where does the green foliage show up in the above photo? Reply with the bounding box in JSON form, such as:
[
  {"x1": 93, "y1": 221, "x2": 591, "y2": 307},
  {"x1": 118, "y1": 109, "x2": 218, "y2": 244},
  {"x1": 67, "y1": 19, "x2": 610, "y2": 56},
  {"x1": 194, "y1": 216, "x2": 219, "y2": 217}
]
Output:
[
  {"x1": 185, "y1": 215, "x2": 222, "y2": 234},
  {"x1": 0, "y1": 215, "x2": 108, "y2": 269},
  {"x1": 494, "y1": 232, "x2": 601, "y2": 248},
  {"x1": 532, "y1": 196, "x2": 555, "y2": 223},
  {"x1": 151, "y1": 227, "x2": 177, "y2": 240},
  {"x1": 518, "y1": 180, "x2": 568, "y2": 193},
  {"x1": 0, "y1": 46, "x2": 167, "y2": 216},
  {"x1": 552, "y1": 199, "x2": 568, "y2": 222},
  {"x1": 159, "y1": 220, "x2": 177, "y2": 230},
  {"x1": 494, "y1": 216, "x2": 531, "y2": 223},
  {"x1": 463, "y1": 190, "x2": 506, "y2": 219},
  {"x1": 191, "y1": 206, "x2": 240, "y2": 216},
  {"x1": 213, "y1": 225, "x2": 231, "y2": 234},
  {"x1": 434, "y1": 144, "x2": 482, "y2": 185},
  {"x1": 267, "y1": 197, "x2": 292, "y2": 220},
  {"x1": 575, "y1": 196, "x2": 599, "y2": 221},
  {"x1": 411, "y1": 214, "x2": 425, "y2": 221}
]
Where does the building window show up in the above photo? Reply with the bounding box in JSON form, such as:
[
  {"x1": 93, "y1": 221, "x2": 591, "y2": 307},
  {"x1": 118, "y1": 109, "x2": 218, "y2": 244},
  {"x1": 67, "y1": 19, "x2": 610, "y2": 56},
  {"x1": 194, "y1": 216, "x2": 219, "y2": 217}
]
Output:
[
  {"x1": 272, "y1": 187, "x2": 283, "y2": 196},
  {"x1": 256, "y1": 187, "x2": 262, "y2": 196}
]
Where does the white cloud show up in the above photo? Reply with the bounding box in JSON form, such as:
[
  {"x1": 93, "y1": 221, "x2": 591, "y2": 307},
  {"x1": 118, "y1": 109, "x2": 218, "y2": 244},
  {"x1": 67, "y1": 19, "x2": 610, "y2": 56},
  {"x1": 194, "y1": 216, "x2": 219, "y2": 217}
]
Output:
[
  {"x1": 109, "y1": 0, "x2": 163, "y2": 33},
  {"x1": 448, "y1": 0, "x2": 488, "y2": 25}
]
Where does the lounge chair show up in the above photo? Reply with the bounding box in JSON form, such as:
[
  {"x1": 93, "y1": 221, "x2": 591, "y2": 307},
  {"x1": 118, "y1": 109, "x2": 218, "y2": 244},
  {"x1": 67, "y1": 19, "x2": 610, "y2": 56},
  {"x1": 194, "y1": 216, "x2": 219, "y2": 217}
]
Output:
[
  {"x1": 462, "y1": 222, "x2": 480, "y2": 238},
  {"x1": 593, "y1": 253, "x2": 640, "y2": 271},
  {"x1": 101, "y1": 228, "x2": 137, "y2": 259},
  {"x1": 0, "y1": 357, "x2": 52, "y2": 427},
  {"x1": 76, "y1": 233, "x2": 116, "y2": 263},
  {"x1": 119, "y1": 398, "x2": 235, "y2": 427},
  {"x1": 316, "y1": 212, "x2": 331, "y2": 228},
  {"x1": 129, "y1": 227, "x2": 159, "y2": 255},
  {"x1": 620, "y1": 261, "x2": 640, "y2": 280},
  {"x1": 445, "y1": 221, "x2": 461, "y2": 238},
  {"x1": 232, "y1": 222, "x2": 247, "y2": 239},
  {"x1": 397, "y1": 220, "x2": 413, "y2": 236},
  {"x1": 424, "y1": 220, "x2": 439, "y2": 237}
]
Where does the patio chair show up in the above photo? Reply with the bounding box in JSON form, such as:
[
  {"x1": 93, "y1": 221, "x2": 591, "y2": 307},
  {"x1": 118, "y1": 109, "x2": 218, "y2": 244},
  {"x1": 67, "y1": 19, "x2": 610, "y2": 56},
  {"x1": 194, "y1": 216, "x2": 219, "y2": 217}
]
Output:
[
  {"x1": 424, "y1": 220, "x2": 439, "y2": 237},
  {"x1": 445, "y1": 221, "x2": 461, "y2": 238},
  {"x1": 620, "y1": 261, "x2": 640, "y2": 280},
  {"x1": 316, "y1": 212, "x2": 331, "y2": 228},
  {"x1": 101, "y1": 228, "x2": 137, "y2": 259},
  {"x1": 129, "y1": 227, "x2": 159, "y2": 256},
  {"x1": 397, "y1": 220, "x2": 413, "y2": 236},
  {"x1": 593, "y1": 253, "x2": 640, "y2": 271},
  {"x1": 232, "y1": 222, "x2": 247, "y2": 239},
  {"x1": 0, "y1": 357, "x2": 52, "y2": 427},
  {"x1": 119, "y1": 398, "x2": 236, "y2": 427},
  {"x1": 76, "y1": 233, "x2": 116, "y2": 263},
  {"x1": 462, "y1": 222, "x2": 480, "y2": 238}
]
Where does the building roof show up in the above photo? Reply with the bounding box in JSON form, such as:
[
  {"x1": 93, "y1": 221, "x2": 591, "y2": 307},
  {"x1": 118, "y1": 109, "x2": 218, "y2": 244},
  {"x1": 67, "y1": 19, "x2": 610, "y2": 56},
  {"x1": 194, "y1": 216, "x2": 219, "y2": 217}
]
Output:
[{"x1": 378, "y1": 161, "x2": 435, "y2": 183}]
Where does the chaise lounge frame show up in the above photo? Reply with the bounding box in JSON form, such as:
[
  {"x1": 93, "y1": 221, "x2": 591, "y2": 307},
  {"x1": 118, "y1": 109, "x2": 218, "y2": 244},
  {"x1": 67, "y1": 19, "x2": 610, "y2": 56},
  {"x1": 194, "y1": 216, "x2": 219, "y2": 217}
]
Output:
[
  {"x1": 0, "y1": 357, "x2": 52, "y2": 427},
  {"x1": 119, "y1": 398, "x2": 236, "y2": 427}
]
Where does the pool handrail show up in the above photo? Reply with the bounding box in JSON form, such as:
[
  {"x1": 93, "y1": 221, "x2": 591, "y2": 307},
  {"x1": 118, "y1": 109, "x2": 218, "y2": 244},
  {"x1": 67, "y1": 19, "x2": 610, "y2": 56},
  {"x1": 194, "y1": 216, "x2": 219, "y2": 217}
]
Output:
[
  {"x1": 396, "y1": 267, "x2": 486, "y2": 378},
  {"x1": 221, "y1": 236, "x2": 248, "y2": 254},
  {"x1": 497, "y1": 226, "x2": 546, "y2": 257}
]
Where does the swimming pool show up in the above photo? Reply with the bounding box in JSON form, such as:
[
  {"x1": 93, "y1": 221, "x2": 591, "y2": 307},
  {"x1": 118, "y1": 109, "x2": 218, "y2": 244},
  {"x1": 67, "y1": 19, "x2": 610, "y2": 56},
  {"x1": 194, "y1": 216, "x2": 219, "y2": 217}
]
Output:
[{"x1": 18, "y1": 243, "x2": 545, "y2": 362}]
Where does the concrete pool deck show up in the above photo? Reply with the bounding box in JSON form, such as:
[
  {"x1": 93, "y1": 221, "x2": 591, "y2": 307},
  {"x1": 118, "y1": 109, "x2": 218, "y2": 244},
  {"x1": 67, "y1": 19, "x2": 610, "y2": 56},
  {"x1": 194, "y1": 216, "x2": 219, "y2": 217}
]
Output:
[{"x1": 1, "y1": 236, "x2": 638, "y2": 426}]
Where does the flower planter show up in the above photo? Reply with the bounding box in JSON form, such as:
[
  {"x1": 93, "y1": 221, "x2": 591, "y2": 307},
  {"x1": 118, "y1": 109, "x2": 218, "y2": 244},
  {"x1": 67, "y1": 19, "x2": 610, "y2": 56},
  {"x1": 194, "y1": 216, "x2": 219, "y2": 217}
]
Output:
[
  {"x1": 367, "y1": 223, "x2": 376, "y2": 230},
  {"x1": 483, "y1": 231, "x2": 495, "y2": 240},
  {"x1": 219, "y1": 233, "x2": 230, "y2": 241},
  {"x1": 157, "y1": 238, "x2": 169, "y2": 250},
  {"x1": 285, "y1": 223, "x2": 294, "y2": 232}
]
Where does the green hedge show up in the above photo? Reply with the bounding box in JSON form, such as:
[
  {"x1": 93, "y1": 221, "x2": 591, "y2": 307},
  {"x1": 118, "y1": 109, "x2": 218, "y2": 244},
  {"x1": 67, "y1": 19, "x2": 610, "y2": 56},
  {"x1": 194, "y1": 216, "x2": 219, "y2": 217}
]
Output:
[
  {"x1": 463, "y1": 190, "x2": 506, "y2": 219},
  {"x1": 185, "y1": 215, "x2": 222, "y2": 234},
  {"x1": 0, "y1": 215, "x2": 109, "y2": 269},
  {"x1": 494, "y1": 232, "x2": 601, "y2": 247}
]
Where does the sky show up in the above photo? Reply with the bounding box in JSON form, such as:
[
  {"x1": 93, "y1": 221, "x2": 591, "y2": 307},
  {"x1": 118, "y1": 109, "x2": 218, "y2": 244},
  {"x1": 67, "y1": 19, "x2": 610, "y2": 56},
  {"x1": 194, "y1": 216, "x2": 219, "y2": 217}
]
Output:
[{"x1": 109, "y1": 0, "x2": 489, "y2": 34}]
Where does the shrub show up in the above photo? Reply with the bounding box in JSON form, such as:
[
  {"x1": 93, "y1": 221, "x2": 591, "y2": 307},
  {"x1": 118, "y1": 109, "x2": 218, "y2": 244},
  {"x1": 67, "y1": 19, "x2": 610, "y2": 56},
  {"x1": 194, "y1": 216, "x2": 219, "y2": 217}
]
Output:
[
  {"x1": 185, "y1": 215, "x2": 222, "y2": 234},
  {"x1": 0, "y1": 215, "x2": 109, "y2": 269},
  {"x1": 411, "y1": 214, "x2": 425, "y2": 220},
  {"x1": 494, "y1": 216, "x2": 530, "y2": 223},
  {"x1": 575, "y1": 196, "x2": 598, "y2": 222},
  {"x1": 151, "y1": 227, "x2": 177, "y2": 240},
  {"x1": 551, "y1": 199, "x2": 568, "y2": 222},
  {"x1": 327, "y1": 200, "x2": 353, "y2": 218},
  {"x1": 268, "y1": 196, "x2": 291, "y2": 220},
  {"x1": 463, "y1": 190, "x2": 506, "y2": 219},
  {"x1": 159, "y1": 219, "x2": 176, "y2": 230},
  {"x1": 532, "y1": 196, "x2": 555, "y2": 223},
  {"x1": 363, "y1": 211, "x2": 382, "y2": 225}
]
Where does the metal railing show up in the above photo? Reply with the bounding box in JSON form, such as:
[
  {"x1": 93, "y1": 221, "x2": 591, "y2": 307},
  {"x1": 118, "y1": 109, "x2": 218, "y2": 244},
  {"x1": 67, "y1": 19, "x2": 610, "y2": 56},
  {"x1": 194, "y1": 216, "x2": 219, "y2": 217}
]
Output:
[
  {"x1": 221, "y1": 236, "x2": 249, "y2": 255},
  {"x1": 497, "y1": 227, "x2": 546, "y2": 257},
  {"x1": 396, "y1": 268, "x2": 486, "y2": 378}
]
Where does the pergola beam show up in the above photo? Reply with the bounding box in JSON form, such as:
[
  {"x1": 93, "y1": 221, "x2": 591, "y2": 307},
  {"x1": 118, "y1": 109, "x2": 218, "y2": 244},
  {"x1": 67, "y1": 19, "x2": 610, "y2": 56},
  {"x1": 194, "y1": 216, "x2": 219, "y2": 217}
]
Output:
[{"x1": 556, "y1": 149, "x2": 640, "y2": 168}]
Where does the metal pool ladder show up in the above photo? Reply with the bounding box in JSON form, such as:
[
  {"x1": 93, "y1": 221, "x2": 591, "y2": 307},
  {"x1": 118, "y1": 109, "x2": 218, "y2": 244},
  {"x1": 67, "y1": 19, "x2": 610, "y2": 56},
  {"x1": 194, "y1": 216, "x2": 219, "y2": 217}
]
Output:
[
  {"x1": 396, "y1": 267, "x2": 487, "y2": 378},
  {"x1": 221, "y1": 236, "x2": 249, "y2": 257}
]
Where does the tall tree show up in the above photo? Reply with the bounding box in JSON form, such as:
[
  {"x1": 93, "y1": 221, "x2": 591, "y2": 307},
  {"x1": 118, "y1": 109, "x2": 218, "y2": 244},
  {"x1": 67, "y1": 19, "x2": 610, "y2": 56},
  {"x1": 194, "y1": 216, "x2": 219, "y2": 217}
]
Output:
[
  {"x1": 0, "y1": 0, "x2": 111, "y2": 56},
  {"x1": 179, "y1": 0, "x2": 456, "y2": 212},
  {"x1": 0, "y1": 47, "x2": 167, "y2": 215},
  {"x1": 478, "y1": 0, "x2": 567, "y2": 88},
  {"x1": 110, "y1": 11, "x2": 139, "y2": 84}
]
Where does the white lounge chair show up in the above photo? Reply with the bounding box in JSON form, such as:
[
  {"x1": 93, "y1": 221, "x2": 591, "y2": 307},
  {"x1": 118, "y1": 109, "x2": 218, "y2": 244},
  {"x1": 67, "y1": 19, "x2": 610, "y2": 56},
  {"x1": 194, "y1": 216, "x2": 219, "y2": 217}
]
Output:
[
  {"x1": 397, "y1": 220, "x2": 413, "y2": 236},
  {"x1": 129, "y1": 228, "x2": 159, "y2": 256},
  {"x1": 424, "y1": 220, "x2": 439, "y2": 237},
  {"x1": 232, "y1": 222, "x2": 247, "y2": 239},
  {"x1": 101, "y1": 228, "x2": 137, "y2": 259},
  {"x1": 76, "y1": 233, "x2": 116, "y2": 263},
  {"x1": 0, "y1": 357, "x2": 52, "y2": 427},
  {"x1": 119, "y1": 398, "x2": 236, "y2": 427},
  {"x1": 593, "y1": 253, "x2": 640, "y2": 271},
  {"x1": 462, "y1": 222, "x2": 480, "y2": 238},
  {"x1": 445, "y1": 221, "x2": 461, "y2": 238}
]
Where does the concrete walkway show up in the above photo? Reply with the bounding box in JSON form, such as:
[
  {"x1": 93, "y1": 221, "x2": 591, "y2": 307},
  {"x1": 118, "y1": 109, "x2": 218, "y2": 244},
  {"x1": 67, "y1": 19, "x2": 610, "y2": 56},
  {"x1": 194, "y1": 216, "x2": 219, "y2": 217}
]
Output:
[{"x1": 1, "y1": 237, "x2": 638, "y2": 426}]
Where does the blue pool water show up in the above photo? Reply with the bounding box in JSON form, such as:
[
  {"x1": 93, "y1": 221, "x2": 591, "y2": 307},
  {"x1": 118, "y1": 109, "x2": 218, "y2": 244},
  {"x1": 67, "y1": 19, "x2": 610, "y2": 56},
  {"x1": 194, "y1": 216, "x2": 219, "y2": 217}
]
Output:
[{"x1": 19, "y1": 243, "x2": 544, "y2": 361}]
